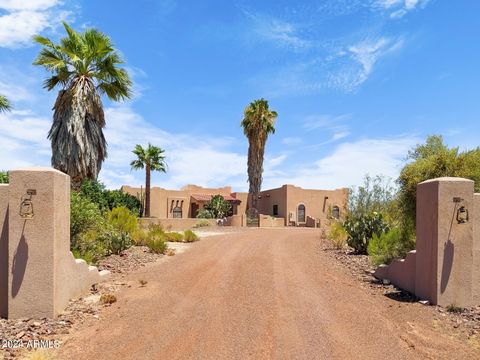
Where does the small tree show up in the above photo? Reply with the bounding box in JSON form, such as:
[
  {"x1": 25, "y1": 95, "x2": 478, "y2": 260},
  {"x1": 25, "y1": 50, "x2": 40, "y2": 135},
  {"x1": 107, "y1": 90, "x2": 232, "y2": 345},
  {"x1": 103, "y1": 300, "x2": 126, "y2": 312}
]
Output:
[
  {"x1": 202, "y1": 195, "x2": 232, "y2": 219},
  {"x1": 130, "y1": 144, "x2": 167, "y2": 217}
]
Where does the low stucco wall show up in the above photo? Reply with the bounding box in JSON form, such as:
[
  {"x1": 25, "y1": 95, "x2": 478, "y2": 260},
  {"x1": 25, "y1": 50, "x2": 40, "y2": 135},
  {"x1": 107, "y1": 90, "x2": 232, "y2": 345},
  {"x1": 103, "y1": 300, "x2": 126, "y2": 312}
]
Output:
[
  {"x1": 226, "y1": 214, "x2": 245, "y2": 227},
  {"x1": 140, "y1": 217, "x2": 218, "y2": 231},
  {"x1": 473, "y1": 193, "x2": 480, "y2": 304},
  {"x1": 259, "y1": 215, "x2": 285, "y2": 227},
  {"x1": 374, "y1": 251, "x2": 417, "y2": 294}
]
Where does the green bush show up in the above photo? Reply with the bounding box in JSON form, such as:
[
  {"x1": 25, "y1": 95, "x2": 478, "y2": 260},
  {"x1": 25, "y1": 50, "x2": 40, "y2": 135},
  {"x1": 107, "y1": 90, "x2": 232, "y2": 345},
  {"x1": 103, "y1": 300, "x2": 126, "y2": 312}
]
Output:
[
  {"x1": 193, "y1": 219, "x2": 211, "y2": 227},
  {"x1": 72, "y1": 228, "x2": 110, "y2": 264},
  {"x1": 327, "y1": 221, "x2": 348, "y2": 250},
  {"x1": 107, "y1": 206, "x2": 138, "y2": 236},
  {"x1": 196, "y1": 208, "x2": 214, "y2": 219},
  {"x1": 199, "y1": 194, "x2": 232, "y2": 219},
  {"x1": 183, "y1": 230, "x2": 199, "y2": 242},
  {"x1": 343, "y1": 212, "x2": 389, "y2": 254},
  {"x1": 0, "y1": 171, "x2": 8, "y2": 184},
  {"x1": 368, "y1": 227, "x2": 415, "y2": 266},
  {"x1": 79, "y1": 179, "x2": 141, "y2": 215},
  {"x1": 147, "y1": 237, "x2": 168, "y2": 254},
  {"x1": 131, "y1": 228, "x2": 149, "y2": 246},
  {"x1": 70, "y1": 192, "x2": 105, "y2": 245},
  {"x1": 164, "y1": 232, "x2": 184, "y2": 242}
]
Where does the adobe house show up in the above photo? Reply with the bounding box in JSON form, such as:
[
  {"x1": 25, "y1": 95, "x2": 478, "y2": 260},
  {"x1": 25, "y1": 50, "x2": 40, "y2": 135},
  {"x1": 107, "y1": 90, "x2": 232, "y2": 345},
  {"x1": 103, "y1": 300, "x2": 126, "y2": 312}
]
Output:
[
  {"x1": 122, "y1": 183, "x2": 348, "y2": 227},
  {"x1": 256, "y1": 185, "x2": 348, "y2": 226}
]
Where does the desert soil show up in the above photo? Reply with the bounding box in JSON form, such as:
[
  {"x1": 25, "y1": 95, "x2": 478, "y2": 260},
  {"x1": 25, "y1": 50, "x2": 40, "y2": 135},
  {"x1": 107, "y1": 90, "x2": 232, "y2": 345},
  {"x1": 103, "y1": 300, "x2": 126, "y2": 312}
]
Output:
[{"x1": 55, "y1": 228, "x2": 480, "y2": 360}]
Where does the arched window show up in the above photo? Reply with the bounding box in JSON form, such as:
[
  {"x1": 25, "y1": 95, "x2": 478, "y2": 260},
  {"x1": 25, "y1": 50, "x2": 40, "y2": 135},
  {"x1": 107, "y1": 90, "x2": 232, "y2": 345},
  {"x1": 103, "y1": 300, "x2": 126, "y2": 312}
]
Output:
[
  {"x1": 297, "y1": 204, "x2": 305, "y2": 223},
  {"x1": 173, "y1": 206, "x2": 182, "y2": 218},
  {"x1": 332, "y1": 205, "x2": 340, "y2": 219}
]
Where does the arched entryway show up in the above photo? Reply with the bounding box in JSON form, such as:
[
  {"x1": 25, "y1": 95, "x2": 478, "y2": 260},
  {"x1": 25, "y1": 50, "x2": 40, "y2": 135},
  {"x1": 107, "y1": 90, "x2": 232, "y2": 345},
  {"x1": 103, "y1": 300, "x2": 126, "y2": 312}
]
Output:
[{"x1": 297, "y1": 204, "x2": 305, "y2": 223}]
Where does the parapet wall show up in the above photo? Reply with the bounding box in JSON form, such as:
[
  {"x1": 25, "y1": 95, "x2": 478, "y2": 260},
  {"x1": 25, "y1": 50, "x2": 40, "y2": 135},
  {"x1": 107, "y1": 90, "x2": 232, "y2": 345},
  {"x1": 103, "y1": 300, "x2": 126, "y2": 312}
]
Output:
[{"x1": 0, "y1": 168, "x2": 109, "y2": 319}]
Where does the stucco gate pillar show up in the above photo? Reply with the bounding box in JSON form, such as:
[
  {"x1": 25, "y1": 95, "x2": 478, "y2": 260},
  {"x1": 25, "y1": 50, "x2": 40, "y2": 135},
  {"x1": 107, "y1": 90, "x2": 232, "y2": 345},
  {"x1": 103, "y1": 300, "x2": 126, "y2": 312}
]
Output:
[
  {"x1": 416, "y1": 177, "x2": 475, "y2": 307},
  {"x1": 5, "y1": 168, "x2": 108, "y2": 319}
]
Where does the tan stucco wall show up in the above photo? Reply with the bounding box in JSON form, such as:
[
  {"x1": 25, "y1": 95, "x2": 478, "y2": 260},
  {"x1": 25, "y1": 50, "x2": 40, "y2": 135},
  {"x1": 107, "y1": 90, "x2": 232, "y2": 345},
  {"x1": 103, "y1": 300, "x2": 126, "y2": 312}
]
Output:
[
  {"x1": 122, "y1": 185, "x2": 248, "y2": 220},
  {"x1": 259, "y1": 214, "x2": 285, "y2": 227},
  {"x1": 472, "y1": 193, "x2": 480, "y2": 304},
  {"x1": 257, "y1": 185, "x2": 348, "y2": 227},
  {"x1": 226, "y1": 214, "x2": 245, "y2": 227},
  {"x1": 0, "y1": 184, "x2": 9, "y2": 318},
  {"x1": 3, "y1": 168, "x2": 109, "y2": 319}
]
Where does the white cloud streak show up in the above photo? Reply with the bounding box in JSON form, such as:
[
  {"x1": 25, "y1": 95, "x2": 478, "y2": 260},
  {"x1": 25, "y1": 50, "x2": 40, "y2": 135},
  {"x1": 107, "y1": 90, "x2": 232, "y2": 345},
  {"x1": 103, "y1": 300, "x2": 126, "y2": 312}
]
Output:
[{"x1": 0, "y1": 0, "x2": 70, "y2": 48}]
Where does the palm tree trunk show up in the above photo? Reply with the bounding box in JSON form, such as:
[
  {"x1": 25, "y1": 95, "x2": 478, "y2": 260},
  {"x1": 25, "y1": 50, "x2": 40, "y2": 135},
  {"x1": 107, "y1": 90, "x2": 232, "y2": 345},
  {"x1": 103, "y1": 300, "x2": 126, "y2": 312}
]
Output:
[{"x1": 145, "y1": 164, "x2": 151, "y2": 218}]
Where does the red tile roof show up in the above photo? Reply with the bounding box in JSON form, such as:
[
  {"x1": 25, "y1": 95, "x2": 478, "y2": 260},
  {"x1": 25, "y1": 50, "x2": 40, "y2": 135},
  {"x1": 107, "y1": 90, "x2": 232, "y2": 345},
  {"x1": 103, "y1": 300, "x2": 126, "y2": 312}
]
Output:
[{"x1": 191, "y1": 194, "x2": 239, "y2": 202}]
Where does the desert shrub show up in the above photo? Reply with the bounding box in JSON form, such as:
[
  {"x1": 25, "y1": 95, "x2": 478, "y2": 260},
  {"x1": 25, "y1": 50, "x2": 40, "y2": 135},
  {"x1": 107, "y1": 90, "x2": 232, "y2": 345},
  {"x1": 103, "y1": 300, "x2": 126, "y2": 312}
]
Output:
[
  {"x1": 183, "y1": 230, "x2": 199, "y2": 242},
  {"x1": 131, "y1": 228, "x2": 149, "y2": 246},
  {"x1": 344, "y1": 212, "x2": 389, "y2": 254},
  {"x1": 368, "y1": 228, "x2": 414, "y2": 266},
  {"x1": 164, "y1": 232, "x2": 184, "y2": 242},
  {"x1": 105, "y1": 189, "x2": 141, "y2": 215},
  {"x1": 398, "y1": 135, "x2": 480, "y2": 231},
  {"x1": 107, "y1": 206, "x2": 138, "y2": 236},
  {"x1": 72, "y1": 228, "x2": 110, "y2": 264},
  {"x1": 100, "y1": 293, "x2": 117, "y2": 305},
  {"x1": 200, "y1": 194, "x2": 232, "y2": 219},
  {"x1": 327, "y1": 221, "x2": 348, "y2": 250},
  {"x1": 0, "y1": 170, "x2": 8, "y2": 184},
  {"x1": 194, "y1": 219, "x2": 211, "y2": 227},
  {"x1": 109, "y1": 231, "x2": 133, "y2": 255},
  {"x1": 80, "y1": 179, "x2": 141, "y2": 214},
  {"x1": 70, "y1": 192, "x2": 105, "y2": 245},
  {"x1": 147, "y1": 223, "x2": 165, "y2": 238},
  {"x1": 196, "y1": 208, "x2": 214, "y2": 219},
  {"x1": 147, "y1": 237, "x2": 168, "y2": 254}
]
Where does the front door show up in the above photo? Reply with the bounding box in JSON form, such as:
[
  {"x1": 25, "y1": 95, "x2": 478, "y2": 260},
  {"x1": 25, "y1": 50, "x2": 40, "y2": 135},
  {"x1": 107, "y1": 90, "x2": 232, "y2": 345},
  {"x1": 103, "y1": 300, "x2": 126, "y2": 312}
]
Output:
[{"x1": 191, "y1": 203, "x2": 199, "y2": 218}]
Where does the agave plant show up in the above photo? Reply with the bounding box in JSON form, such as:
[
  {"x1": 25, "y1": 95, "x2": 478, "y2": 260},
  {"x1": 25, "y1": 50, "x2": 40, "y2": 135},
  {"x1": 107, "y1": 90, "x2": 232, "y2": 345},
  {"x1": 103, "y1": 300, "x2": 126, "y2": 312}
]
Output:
[
  {"x1": 241, "y1": 98, "x2": 277, "y2": 214},
  {"x1": 33, "y1": 22, "x2": 132, "y2": 188},
  {"x1": 0, "y1": 94, "x2": 11, "y2": 113}
]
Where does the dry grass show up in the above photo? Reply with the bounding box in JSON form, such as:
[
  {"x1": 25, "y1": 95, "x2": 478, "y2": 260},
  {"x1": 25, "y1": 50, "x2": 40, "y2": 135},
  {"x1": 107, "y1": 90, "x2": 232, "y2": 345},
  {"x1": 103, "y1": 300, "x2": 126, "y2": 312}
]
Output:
[
  {"x1": 164, "y1": 248, "x2": 176, "y2": 256},
  {"x1": 21, "y1": 350, "x2": 55, "y2": 360},
  {"x1": 100, "y1": 293, "x2": 117, "y2": 305}
]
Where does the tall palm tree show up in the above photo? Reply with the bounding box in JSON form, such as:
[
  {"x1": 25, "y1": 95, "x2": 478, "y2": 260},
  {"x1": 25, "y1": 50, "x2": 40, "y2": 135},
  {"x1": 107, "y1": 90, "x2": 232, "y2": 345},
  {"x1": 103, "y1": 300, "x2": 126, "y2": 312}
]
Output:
[
  {"x1": 241, "y1": 98, "x2": 277, "y2": 214},
  {"x1": 33, "y1": 22, "x2": 132, "y2": 188},
  {"x1": 0, "y1": 94, "x2": 11, "y2": 112},
  {"x1": 130, "y1": 144, "x2": 167, "y2": 218}
]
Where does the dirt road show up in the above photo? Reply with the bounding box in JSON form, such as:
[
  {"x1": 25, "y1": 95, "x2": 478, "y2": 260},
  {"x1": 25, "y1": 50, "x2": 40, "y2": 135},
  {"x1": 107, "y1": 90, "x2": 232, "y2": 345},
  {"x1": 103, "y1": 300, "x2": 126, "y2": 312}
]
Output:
[{"x1": 56, "y1": 229, "x2": 479, "y2": 359}]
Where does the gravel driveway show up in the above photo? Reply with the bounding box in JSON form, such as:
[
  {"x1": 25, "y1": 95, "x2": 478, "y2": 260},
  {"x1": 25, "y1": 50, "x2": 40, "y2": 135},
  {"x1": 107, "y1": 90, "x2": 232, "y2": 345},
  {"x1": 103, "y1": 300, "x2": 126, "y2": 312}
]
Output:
[{"x1": 55, "y1": 228, "x2": 479, "y2": 359}]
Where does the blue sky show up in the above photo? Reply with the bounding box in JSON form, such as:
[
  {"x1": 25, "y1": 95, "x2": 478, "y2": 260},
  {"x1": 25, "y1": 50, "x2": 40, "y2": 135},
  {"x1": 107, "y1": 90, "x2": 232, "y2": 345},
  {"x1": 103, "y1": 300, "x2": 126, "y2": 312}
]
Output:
[{"x1": 0, "y1": 0, "x2": 479, "y2": 191}]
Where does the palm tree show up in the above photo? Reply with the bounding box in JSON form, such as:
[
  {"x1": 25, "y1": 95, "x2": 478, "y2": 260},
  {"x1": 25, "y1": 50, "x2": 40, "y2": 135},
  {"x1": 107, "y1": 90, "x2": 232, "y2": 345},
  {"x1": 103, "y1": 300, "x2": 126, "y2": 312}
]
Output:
[
  {"x1": 241, "y1": 98, "x2": 277, "y2": 214},
  {"x1": 33, "y1": 22, "x2": 132, "y2": 188},
  {"x1": 0, "y1": 94, "x2": 11, "y2": 112},
  {"x1": 130, "y1": 144, "x2": 167, "y2": 218}
]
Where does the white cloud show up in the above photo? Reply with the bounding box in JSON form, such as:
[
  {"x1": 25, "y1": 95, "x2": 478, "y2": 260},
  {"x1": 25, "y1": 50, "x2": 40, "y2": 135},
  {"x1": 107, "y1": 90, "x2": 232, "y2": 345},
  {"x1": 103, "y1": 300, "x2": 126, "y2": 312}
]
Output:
[
  {"x1": 99, "y1": 106, "x2": 248, "y2": 190},
  {"x1": 263, "y1": 136, "x2": 419, "y2": 190},
  {"x1": 374, "y1": 0, "x2": 430, "y2": 18},
  {"x1": 0, "y1": 0, "x2": 70, "y2": 48},
  {"x1": 303, "y1": 114, "x2": 350, "y2": 131},
  {"x1": 244, "y1": 10, "x2": 311, "y2": 50},
  {"x1": 0, "y1": 109, "x2": 50, "y2": 170},
  {"x1": 328, "y1": 36, "x2": 404, "y2": 91},
  {"x1": 282, "y1": 137, "x2": 302, "y2": 146}
]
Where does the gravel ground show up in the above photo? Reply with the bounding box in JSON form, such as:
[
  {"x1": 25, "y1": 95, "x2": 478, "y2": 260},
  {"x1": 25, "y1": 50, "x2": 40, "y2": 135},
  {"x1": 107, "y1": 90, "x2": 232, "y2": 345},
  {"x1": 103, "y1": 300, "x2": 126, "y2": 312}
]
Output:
[
  {"x1": 321, "y1": 237, "x2": 480, "y2": 351},
  {"x1": 53, "y1": 228, "x2": 480, "y2": 359},
  {"x1": 0, "y1": 242, "x2": 190, "y2": 359}
]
